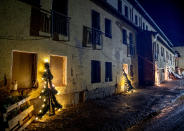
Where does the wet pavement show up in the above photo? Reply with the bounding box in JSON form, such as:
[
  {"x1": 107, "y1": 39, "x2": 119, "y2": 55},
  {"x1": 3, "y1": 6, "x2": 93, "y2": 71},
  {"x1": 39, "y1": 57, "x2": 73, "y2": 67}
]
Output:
[
  {"x1": 127, "y1": 96, "x2": 184, "y2": 131},
  {"x1": 26, "y1": 80, "x2": 184, "y2": 131}
]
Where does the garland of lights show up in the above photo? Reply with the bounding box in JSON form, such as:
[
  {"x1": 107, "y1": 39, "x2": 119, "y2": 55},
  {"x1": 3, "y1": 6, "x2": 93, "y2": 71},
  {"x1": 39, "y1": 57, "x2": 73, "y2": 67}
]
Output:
[
  {"x1": 122, "y1": 69, "x2": 134, "y2": 92},
  {"x1": 36, "y1": 62, "x2": 62, "y2": 120}
]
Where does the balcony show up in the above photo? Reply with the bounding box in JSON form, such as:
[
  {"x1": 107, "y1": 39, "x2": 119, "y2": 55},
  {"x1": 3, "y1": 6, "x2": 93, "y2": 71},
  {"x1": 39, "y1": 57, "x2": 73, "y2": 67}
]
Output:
[
  {"x1": 82, "y1": 26, "x2": 103, "y2": 50},
  {"x1": 30, "y1": 7, "x2": 70, "y2": 41}
]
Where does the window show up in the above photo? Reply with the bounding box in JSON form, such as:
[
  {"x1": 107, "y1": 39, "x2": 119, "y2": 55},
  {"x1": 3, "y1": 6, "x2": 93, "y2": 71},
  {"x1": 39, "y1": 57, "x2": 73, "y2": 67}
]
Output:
[
  {"x1": 163, "y1": 48, "x2": 165, "y2": 61},
  {"x1": 143, "y1": 22, "x2": 145, "y2": 30},
  {"x1": 125, "y1": 6, "x2": 129, "y2": 18},
  {"x1": 92, "y1": 10, "x2": 100, "y2": 30},
  {"x1": 128, "y1": 32, "x2": 134, "y2": 56},
  {"x1": 170, "y1": 54, "x2": 172, "y2": 61},
  {"x1": 157, "y1": 44, "x2": 159, "y2": 55},
  {"x1": 105, "y1": 62, "x2": 112, "y2": 82},
  {"x1": 92, "y1": 10, "x2": 101, "y2": 45},
  {"x1": 161, "y1": 47, "x2": 164, "y2": 56},
  {"x1": 129, "y1": 32, "x2": 133, "y2": 45},
  {"x1": 153, "y1": 42, "x2": 157, "y2": 59},
  {"x1": 105, "y1": 18, "x2": 112, "y2": 38},
  {"x1": 122, "y1": 29, "x2": 127, "y2": 44},
  {"x1": 130, "y1": 8, "x2": 132, "y2": 20},
  {"x1": 135, "y1": 15, "x2": 138, "y2": 25},
  {"x1": 166, "y1": 51, "x2": 169, "y2": 62},
  {"x1": 91, "y1": 60, "x2": 101, "y2": 83},
  {"x1": 146, "y1": 25, "x2": 148, "y2": 30},
  {"x1": 139, "y1": 17, "x2": 141, "y2": 27},
  {"x1": 118, "y1": 0, "x2": 122, "y2": 14}
]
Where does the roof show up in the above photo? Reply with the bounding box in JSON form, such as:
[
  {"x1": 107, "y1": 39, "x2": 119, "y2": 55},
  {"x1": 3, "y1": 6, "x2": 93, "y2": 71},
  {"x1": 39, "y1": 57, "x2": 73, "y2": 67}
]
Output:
[
  {"x1": 127, "y1": 0, "x2": 174, "y2": 47},
  {"x1": 91, "y1": 0, "x2": 139, "y2": 31}
]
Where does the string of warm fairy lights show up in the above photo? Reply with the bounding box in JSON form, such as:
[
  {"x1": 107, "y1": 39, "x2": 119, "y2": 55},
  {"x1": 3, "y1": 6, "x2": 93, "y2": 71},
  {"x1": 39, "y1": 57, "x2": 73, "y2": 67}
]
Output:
[{"x1": 35, "y1": 59, "x2": 62, "y2": 120}]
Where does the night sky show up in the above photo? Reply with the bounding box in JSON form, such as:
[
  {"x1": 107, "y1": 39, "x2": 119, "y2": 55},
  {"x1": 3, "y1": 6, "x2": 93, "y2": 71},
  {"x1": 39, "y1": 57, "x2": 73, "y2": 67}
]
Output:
[{"x1": 137, "y1": 0, "x2": 184, "y2": 46}]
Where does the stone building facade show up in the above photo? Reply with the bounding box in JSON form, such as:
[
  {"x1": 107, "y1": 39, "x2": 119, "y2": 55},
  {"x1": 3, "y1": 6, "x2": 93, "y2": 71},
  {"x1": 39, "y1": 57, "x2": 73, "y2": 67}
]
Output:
[
  {"x1": 105, "y1": 0, "x2": 176, "y2": 86},
  {"x1": 0, "y1": 0, "x2": 138, "y2": 107}
]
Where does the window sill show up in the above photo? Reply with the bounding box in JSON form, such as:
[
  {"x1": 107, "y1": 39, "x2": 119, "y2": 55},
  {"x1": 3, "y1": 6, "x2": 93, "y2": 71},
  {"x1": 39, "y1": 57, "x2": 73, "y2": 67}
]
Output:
[{"x1": 105, "y1": 34, "x2": 112, "y2": 39}]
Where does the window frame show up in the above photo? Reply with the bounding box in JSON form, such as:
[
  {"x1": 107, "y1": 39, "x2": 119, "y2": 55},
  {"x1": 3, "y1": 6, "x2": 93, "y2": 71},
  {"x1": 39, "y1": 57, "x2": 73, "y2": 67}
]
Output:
[
  {"x1": 105, "y1": 18, "x2": 112, "y2": 38},
  {"x1": 91, "y1": 60, "x2": 101, "y2": 83},
  {"x1": 122, "y1": 29, "x2": 127, "y2": 45},
  {"x1": 125, "y1": 5, "x2": 129, "y2": 18},
  {"x1": 105, "y1": 62, "x2": 113, "y2": 82},
  {"x1": 135, "y1": 15, "x2": 138, "y2": 25},
  {"x1": 118, "y1": 0, "x2": 122, "y2": 14}
]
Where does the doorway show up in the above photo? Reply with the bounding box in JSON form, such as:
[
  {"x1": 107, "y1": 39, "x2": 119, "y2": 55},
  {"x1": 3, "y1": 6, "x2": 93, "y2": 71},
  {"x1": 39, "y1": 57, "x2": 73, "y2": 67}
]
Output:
[
  {"x1": 12, "y1": 51, "x2": 37, "y2": 89},
  {"x1": 50, "y1": 55, "x2": 67, "y2": 87}
]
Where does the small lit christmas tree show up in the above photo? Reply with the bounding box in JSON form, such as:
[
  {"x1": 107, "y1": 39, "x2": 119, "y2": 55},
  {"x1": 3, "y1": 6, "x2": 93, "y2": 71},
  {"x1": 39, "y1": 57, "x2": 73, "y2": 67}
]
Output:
[
  {"x1": 122, "y1": 68, "x2": 134, "y2": 92},
  {"x1": 36, "y1": 62, "x2": 62, "y2": 120}
]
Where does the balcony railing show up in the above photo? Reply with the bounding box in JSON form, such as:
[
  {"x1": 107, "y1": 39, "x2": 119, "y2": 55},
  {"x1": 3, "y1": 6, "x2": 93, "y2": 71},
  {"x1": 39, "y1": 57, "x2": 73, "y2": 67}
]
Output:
[
  {"x1": 82, "y1": 26, "x2": 103, "y2": 50},
  {"x1": 30, "y1": 7, "x2": 70, "y2": 41}
]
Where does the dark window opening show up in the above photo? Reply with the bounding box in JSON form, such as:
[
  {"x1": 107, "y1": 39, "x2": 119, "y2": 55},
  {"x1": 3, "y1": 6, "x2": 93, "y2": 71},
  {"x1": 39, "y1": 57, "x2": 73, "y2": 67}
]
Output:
[
  {"x1": 157, "y1": 44, "x2": 159, "y2": 55},
  {"x1": 143, "y1": 23, "x2": 145, "y2": 30},
  {"x1": 92, "y1": 10, "x2": 101, "y2": 45},
  {"x1": 118, "y1": 0, "x2": 122, "y2": 14},
  {"x1": 105, "y1": 18, "x2": 112, "y2": 38},
  {"x1": 92, "y1": 10, "x2": 100, "y2": 30},
  {"x1": 146, "y1": 25, "x2": 148, "y2": 30},
  {"x1": 125, "y1": 6, "x2": 129, "y2": 18},
  {"x1": 105, "y1": 62, "x2": 112, "y2": 82},
  {"x1": 128, "y1": 32, "x2": 134, "y2": 56},
  {"x1": 135, "y1": 15, "x2": 138, "y2": 25},
  {"x1": 91, "y1": 60, "x2": 101, "y2": 83},
  {"x1": 122, "y1": 29, "x2": 127, "y2": 44},
  {"x1": 52, "y1": 0, "x2": 69, "y2": 36}
]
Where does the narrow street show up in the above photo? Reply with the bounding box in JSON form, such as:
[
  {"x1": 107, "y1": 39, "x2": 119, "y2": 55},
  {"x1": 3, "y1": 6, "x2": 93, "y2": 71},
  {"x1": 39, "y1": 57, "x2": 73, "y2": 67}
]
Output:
[
  {"x1": 27, "y1": 80, "x2": 184, "y2": 131},
  {"x1": 127, "y1": 97, "x2": 184, "y2": 131}
]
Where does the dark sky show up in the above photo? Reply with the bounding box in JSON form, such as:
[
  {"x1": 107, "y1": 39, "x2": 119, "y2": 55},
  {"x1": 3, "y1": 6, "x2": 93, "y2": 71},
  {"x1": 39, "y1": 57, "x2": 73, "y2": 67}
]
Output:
[{"x1": 137, "y1": 0, "x2": 184, "y2": 46}]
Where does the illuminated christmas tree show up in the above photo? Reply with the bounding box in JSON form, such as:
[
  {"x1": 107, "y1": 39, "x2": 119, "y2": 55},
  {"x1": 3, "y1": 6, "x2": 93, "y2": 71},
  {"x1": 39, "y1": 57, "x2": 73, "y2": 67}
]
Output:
[
  {"x1": 36, "y1": 62, "x2": 62, "y2": 120},
  {"x1": 122, "y1": 68, "x2": 134, "y2": 92}
]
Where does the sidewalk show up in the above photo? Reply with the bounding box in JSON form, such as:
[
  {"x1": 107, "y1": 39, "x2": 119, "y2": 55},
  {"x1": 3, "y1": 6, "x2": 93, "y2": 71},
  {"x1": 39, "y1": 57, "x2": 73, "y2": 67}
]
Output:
[{"x1": 27, "y1": 80, "x2": 184, "y2": 131}]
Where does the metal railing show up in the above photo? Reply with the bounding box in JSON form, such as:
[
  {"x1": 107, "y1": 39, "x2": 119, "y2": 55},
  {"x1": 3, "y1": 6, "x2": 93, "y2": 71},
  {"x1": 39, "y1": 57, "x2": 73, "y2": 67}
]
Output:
[
  {"x1": 40, "y1": 10, "x2": 51, "y2": 33},
  {"x1": 82, "y1": 26, "x2": 103, "y2": 50},
  {"x1": 51, "y1": 10, "x2": 70, "y2": 37},
  {"x1": 30, "y1": 7, "x2": 70, "y2": 41}
]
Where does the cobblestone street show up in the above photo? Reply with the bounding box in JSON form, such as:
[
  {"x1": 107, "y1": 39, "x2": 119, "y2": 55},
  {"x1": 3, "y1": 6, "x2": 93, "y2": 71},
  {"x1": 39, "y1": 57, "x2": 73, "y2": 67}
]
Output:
[{"x1": 27, "y1": 80, "x2": 184, "y2": 131}]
